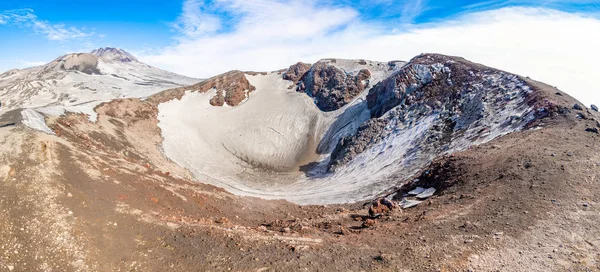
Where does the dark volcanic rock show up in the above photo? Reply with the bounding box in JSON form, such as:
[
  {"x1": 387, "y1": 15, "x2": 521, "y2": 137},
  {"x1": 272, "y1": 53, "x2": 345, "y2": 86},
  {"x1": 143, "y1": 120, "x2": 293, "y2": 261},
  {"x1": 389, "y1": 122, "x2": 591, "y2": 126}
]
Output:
[
  {"x1": 328, "y1": 54, "x2": 538, "y2": 172},
  {"x1": 591, "y1": 104, "x2": 598, "y2": 111},
  {"x1": 573, "y1": 103, "x2": 583, "y2": 110},
  {"x1": 297, "y1": 61, "x2": 372, "y2": 112},
  {"x1": 283, "y1": 62, "x2": 311, "y2": 83}
]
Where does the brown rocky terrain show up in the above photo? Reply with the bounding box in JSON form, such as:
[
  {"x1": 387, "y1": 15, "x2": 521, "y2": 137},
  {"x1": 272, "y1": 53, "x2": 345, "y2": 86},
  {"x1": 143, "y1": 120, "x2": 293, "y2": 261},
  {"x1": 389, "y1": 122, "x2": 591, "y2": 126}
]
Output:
[{"x1": 0, "y1": 55, "x2": 599, "y2": 272}]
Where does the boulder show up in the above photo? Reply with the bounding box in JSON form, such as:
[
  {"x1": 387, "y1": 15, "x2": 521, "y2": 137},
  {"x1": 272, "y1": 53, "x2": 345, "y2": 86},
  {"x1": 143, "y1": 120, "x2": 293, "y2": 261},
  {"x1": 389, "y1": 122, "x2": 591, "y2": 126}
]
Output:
[
  {"x1": 368, "y1": 197, "x2": 398, "y2": 217},
  {"x1": 591, "y1": 104, "x2": 598, "y2": 111},
  {"x1": 209, "y1": 92, "x2": 225, "y2": 106}
]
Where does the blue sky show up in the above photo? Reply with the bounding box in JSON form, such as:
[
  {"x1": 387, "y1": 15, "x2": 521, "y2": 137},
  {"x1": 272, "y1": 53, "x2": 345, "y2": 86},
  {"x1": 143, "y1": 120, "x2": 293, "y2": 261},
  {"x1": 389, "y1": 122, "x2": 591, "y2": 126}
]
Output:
[
  {"x1": 1, "y1": 0, "x2": 600, "y2": 105},
  {"x1": 1, "y1": 0, "x2": 598, "y2": 69},
  {"x1": 0, "y1": 0, "x2": 180, "y2": 67}
]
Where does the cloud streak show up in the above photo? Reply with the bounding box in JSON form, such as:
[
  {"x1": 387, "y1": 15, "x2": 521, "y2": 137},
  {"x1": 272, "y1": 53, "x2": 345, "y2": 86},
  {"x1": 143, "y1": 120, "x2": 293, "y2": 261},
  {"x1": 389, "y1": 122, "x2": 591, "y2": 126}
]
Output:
[
  {"x1": 172, "y1": 0, "x2": 222, "y2": 38},
  {"x1": 144, "y1": 2, "x2": 599, "y2": 106},
  {"x1": 0, "y1": 9, "x2": 93, "y2": 41}
]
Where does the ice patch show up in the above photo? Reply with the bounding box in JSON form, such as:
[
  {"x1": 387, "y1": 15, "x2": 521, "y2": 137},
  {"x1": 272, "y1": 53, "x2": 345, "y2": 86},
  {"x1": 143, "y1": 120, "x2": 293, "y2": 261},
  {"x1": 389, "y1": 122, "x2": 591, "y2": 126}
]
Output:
[
  {"x1": 408, "y1": 187, "x2": 426, "y2": 195},
  {"x1": 416, "y1": 188, "x2": 436, "y2": 199}
]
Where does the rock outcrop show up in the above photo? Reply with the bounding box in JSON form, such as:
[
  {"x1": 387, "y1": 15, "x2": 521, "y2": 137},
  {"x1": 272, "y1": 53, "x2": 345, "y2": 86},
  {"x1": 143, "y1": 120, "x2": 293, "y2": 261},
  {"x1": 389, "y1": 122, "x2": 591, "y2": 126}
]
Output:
[
  {"x1": 296, "y1": 61, "x2": 371, "y2": 112},
  {"x1": 283, "y1": 62, "x2": 311, "y2": 83},
  {"x1": 150, "y1": 70, "x2": 255, "y2": 107}
]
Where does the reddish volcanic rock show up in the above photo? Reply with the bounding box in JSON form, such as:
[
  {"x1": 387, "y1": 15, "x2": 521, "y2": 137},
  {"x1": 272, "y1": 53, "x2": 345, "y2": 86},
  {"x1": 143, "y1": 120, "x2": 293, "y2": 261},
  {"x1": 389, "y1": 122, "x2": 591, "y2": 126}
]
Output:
[
  {"x1": 209, "y1": 92, "x2": 226, "y2": 106},
  {"x1": 149, "y1": 70, "x2": 255, "y2": 107},
  {"x1": 368, "y1": 197, "x2": 399, "y2": 217}
]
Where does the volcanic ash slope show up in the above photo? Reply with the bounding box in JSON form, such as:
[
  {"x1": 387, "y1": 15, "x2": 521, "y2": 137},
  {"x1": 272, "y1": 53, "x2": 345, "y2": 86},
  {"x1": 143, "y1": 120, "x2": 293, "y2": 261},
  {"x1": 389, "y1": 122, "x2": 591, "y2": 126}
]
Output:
[{"x1": 156, "y1": 54, "x2": 543, "y2": 204}]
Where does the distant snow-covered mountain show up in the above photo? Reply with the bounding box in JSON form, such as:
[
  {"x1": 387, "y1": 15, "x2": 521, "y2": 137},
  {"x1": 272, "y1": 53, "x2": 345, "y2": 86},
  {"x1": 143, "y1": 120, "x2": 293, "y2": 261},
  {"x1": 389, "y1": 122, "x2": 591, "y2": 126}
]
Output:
[
  {"x1": 0, "y1": 47, "x2": 199, "y2": 121},
  {"x1": 91, "y1": 47, "x2": 139, "y2": 63}
]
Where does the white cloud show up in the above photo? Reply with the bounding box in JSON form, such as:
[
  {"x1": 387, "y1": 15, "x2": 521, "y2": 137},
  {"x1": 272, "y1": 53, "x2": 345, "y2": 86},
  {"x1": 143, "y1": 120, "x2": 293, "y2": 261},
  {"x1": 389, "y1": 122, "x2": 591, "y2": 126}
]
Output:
[
  {"x1": 172, "y1": 0, "x2": 222, "y2": 37},
  {"x1": 141, "y1": 3, "x2": 600, "y2": 106},
  {"x1": 0, "y1": 9, "x2": 93, "y2": 41}
]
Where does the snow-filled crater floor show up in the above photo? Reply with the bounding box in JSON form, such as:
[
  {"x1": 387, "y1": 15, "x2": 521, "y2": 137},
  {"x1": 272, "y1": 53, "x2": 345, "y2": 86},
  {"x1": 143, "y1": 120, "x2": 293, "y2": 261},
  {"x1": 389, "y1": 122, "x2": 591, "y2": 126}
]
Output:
[{"x1": 157, "y1": 63, "x2": 537, "y2": 205}]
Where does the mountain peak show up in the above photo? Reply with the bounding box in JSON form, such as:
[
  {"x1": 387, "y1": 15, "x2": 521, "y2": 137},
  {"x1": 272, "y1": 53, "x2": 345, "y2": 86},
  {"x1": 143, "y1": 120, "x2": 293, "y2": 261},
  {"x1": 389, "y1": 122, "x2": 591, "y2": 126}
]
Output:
[{"x1": 90, "y1": 47, "x2": 138, "y2": 63}]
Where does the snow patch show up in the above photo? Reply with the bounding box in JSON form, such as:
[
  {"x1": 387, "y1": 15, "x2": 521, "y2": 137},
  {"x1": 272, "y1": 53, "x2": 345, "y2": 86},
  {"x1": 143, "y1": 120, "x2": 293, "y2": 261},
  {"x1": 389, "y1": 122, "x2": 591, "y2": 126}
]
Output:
[
  {"x1": 36, "y1": 100, "x2": 104, "y2": 122},
  {"x1": 21, "y1": 109, "x2": 54, "y2": 134}
]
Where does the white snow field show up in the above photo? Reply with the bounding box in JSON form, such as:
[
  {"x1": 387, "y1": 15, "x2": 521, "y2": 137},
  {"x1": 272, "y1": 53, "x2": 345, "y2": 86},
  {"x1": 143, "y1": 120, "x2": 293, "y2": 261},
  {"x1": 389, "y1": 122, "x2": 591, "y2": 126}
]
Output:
[
  {"x1": 158, "y1": 59, "x2": 536, "y2": 205},
  {"x1": 0, "y1": 48, "x2": 198, "y2": 128}
]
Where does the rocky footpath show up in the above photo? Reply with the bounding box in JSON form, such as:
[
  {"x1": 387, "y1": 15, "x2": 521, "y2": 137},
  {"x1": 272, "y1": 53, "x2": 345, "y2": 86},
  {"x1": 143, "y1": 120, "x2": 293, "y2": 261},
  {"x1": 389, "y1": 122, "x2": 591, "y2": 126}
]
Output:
[{"x1": 328, "y1": 54, "x2": 541, "y2": 171}]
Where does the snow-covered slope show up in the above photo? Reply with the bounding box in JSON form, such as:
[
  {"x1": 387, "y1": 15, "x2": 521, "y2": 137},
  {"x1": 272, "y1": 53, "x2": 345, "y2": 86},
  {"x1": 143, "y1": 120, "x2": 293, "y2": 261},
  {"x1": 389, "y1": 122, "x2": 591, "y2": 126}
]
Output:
[{"x1": 0, "y1": 47, "x2": 199, "y2": 122}]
